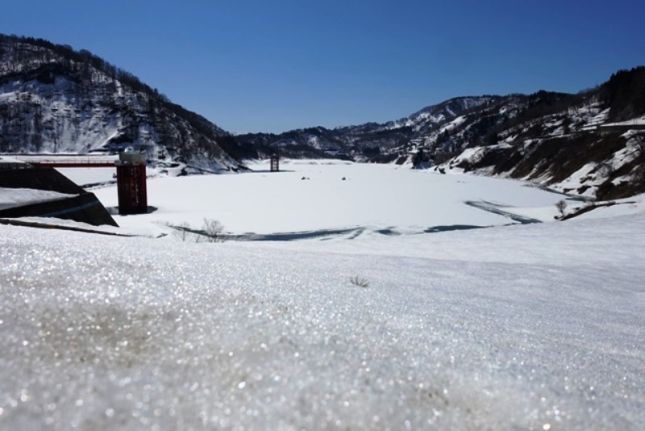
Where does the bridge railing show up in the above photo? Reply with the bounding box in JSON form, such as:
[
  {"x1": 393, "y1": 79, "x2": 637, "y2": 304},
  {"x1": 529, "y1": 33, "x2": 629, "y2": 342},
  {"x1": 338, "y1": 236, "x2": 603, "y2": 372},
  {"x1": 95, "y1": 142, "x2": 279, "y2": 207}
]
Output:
[{"x1": 3, "y1": 154, "x2": 119, "y2": 167}]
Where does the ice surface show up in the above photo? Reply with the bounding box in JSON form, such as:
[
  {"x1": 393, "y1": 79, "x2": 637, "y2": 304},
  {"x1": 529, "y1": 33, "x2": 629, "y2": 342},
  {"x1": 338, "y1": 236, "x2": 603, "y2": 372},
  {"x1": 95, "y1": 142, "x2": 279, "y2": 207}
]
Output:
[{"x1": 1, "y1": 212, "x2": 644, "y2": 430}]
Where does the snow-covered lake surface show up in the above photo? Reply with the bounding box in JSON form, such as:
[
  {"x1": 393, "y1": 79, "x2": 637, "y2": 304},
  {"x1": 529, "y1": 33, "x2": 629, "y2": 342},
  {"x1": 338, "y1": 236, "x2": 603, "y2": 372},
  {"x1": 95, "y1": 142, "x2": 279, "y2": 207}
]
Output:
[
  {"x1": 89, "y1": 160, "x2": 572, "y2": 237},
  {"x1": 1, "y1": 160, "x2": 644, "y2": 430}
]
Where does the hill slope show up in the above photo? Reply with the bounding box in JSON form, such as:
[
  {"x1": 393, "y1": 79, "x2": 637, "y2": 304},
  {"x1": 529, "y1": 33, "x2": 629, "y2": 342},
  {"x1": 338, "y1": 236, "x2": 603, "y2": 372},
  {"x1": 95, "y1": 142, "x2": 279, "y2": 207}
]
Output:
[
  {"x1": 0, "y1": 34, "x2": 241, "y2": 171},
  {"x1": 235, "y1": 68, "x2": 645, "y2": 200}
]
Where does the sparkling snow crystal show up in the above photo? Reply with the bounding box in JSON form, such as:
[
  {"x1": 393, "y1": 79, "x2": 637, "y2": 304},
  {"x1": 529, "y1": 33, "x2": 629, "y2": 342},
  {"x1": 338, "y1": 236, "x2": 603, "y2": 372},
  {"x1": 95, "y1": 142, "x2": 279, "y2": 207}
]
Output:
[{"x1": 1, "y1": 205, "x2": 644, "y2": 429}]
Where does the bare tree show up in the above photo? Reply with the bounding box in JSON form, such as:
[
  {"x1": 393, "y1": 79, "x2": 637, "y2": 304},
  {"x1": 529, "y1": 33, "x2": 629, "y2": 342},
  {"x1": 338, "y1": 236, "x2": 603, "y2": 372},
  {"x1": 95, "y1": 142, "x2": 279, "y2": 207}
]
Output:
[{"x1": 201, "y1": 218, "x2": 224, "y2": 242}]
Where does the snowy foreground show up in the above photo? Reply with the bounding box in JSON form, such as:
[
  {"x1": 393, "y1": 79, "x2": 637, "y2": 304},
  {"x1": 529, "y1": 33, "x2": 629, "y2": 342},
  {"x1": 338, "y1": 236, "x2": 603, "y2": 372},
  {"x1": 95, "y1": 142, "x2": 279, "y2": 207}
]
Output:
[
  {"x1": 1, "y1": 161, "x2": 645, "y2": 430},
  {"x1": 1, "y1": 215, "x2": 644, "y2": 429}
]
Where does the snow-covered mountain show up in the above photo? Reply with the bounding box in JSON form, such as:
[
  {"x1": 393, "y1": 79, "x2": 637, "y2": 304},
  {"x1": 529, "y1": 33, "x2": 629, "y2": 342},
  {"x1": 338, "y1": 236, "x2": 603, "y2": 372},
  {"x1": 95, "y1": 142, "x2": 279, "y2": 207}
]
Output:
[
  {"x1": 0, "y1": 34, "x2": 241, "y2": 171},
  {"x1": 233, "y1": 96, "x2": 499, "y2": 162},
  {"x1": 436, "y1": 74, "x2": 645, "y2": 201},
  {"x1": 236, "y1": 68, "x2": 645, "y2": 200},
  {"x1": 2, "y1": 34, "x2": 643, "y2": 199}
]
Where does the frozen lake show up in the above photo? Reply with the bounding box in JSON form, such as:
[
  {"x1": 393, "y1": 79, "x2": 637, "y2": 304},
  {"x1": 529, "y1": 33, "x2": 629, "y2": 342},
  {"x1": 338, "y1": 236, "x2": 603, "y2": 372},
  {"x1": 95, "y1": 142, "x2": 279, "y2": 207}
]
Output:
[{"x1": 84, "y1": 160, "x2": 568, "y2": 237}]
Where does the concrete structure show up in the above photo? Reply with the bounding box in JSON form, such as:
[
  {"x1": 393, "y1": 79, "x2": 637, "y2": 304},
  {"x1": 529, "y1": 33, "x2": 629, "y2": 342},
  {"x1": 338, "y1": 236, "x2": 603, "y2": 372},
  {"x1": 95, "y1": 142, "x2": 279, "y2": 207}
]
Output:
[
  {"x1": 0, "y1": 166, "x2": 117, "y2": 226},
  {"x1": 3, "y1": 152, "x2": 149, "y2": 216},
  {"x1": 116, "y1": 152, "x2": 148, "y2": 215},
  {"x1": 0, "y1": 156, "x2": 27, "y2": 169},
  {"x1": 270, "y1": 154, "x2": 280, "y2": 172}
]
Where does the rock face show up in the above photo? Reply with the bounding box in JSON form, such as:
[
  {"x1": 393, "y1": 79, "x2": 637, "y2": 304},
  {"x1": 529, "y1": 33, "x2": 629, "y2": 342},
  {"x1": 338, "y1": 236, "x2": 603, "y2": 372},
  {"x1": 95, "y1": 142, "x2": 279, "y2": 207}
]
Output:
[
  {"x1": 235, "y1": 68, "x2": 645, "y2": 200},
  {"x1": 0, "y1": 34, "x2": 241, "y2": 171}
]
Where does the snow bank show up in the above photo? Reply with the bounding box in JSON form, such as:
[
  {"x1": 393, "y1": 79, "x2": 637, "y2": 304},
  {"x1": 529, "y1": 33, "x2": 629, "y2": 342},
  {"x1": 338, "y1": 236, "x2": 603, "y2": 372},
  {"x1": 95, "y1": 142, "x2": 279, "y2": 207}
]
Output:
[{"x1": 1, "y1": 214, "x2": 644, "y2": 430}]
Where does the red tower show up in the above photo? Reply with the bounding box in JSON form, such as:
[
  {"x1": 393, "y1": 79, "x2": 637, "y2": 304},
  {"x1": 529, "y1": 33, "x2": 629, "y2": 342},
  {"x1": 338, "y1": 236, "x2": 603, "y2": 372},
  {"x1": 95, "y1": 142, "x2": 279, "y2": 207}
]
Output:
[{"x1": 116, "y1": 152, "x2": 148, "y2": 215}]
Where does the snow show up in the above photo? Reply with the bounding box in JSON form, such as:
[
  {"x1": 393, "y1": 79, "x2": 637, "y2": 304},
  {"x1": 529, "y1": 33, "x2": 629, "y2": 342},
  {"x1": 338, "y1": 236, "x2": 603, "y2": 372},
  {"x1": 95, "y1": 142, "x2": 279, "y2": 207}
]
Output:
[
  {"x1": 0, "y1": 77, "x2": 124, "y2": 153},
  {"x1": 0, "y1": 41, "x2": 238, "y2": 170},
  {"x1": 569, "y1": 194, "x2": 645, "y2": 221},
  {"x1": 546, "y1": 134, "x2": 644, "y2": 198},
  {"x1": 1, "y1": 209, "x2": 644, "y2": 430},
  {"x1": 437, "y1": 115, "x2": 467, "y2": 134},
  {"x1": 0, "y1": 187, "x2": 77, "y2": 210},
  {"x1": 90, "y1": 160, "x2": 568, "y2": 236},
  {"x1": 0, "y1": 216, "x2": 137, "y2": 236},
  {"x1": 56, "y1": 164, "x2": 186, "y2": 189},
  {"x1": 601, "y1": 117, "x2": 645, "y2": 128},
  {"x1": 2, "y1": 160, "x2": 644, "y2": 429},
  {"x1": 556, "y1": 162, "x2": 598, "y2": 196},
  {"x1": 55, "y1": 167, "x2": 117, "y2": 187},
  {"x1": 449, "y1": 146, "x2": 487, "y2": 166},
  {"x1": 0, "y1": 156, "x2": 26, "y2": 165},
  {"x1": 582, "y1": 107, "x2": 610, "y2": 129}
]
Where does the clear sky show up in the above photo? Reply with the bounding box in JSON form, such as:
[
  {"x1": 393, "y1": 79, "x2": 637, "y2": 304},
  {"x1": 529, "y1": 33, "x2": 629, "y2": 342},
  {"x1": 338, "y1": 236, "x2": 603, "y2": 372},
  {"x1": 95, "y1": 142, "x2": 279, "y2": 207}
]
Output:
[{"x1": 1, "y1": 0, "x2": 644, "y2": 133}]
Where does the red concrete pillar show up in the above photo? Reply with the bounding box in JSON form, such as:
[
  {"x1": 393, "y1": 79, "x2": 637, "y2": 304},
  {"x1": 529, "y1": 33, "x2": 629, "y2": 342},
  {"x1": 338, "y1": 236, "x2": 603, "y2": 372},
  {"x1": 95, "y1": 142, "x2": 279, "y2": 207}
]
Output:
[{"x1": 116, "y1": 153, "x2": 147, "y2": 215}]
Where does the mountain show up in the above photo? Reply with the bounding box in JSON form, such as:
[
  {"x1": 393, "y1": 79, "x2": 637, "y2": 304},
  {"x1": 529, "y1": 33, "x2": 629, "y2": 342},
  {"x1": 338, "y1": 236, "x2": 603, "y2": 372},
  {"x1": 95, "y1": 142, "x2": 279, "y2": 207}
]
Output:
[
  {"x1": 0, "y1": 34, "x2": 241, "y2": 172},
  {"x1": 232, "y1": 97, "x2": 498, "y2": 162},
  {"x1": 234, "y1": 68, "x2": 645, "y2": 200},
  {"x1": 1, "y1": 34, "x2": 643, "y2": 199}
]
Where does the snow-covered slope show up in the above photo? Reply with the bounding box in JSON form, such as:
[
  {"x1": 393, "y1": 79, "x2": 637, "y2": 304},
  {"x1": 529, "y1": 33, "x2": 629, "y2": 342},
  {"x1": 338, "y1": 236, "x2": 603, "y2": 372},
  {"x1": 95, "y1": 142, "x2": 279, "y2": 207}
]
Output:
[
  {"x1": 1, "y1": 209, "x2": 644, "y2": 430},
  {"x1": 437, "y1": 72, "x2": 645, "y2": 200},
  {"x1": 235, "y1": 67, "x2": 645, "y2": 200},
  {"x1": 0, "y1": 34, "x2": 241, "y2": 171}
]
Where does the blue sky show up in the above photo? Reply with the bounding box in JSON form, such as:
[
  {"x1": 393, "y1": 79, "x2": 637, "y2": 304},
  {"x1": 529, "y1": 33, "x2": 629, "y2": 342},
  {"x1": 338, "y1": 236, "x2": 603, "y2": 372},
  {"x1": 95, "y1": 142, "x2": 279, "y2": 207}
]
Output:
[{"x1": 1, "y1": 0, "x2": 644, "y2": 133}]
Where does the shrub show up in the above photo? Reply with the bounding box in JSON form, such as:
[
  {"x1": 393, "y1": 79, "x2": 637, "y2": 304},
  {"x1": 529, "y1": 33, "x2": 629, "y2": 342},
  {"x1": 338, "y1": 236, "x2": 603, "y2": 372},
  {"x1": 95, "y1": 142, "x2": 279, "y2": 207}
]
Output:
[{"x1": 349, "y1": 276, "x2": 369, "y2": 288}]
